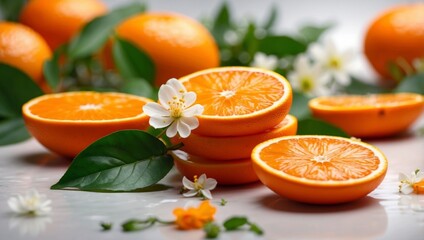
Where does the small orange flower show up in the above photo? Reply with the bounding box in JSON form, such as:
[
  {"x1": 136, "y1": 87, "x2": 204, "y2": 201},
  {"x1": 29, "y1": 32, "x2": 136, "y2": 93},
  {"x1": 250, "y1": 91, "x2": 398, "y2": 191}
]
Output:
[{"x1": 173, "y1": 201, "x2": 216, "y2": 230}]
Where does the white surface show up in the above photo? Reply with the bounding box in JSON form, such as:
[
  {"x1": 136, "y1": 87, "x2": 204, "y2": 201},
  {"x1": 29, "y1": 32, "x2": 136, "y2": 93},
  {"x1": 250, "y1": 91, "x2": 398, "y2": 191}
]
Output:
[
  {"x1": 2, "y1": 0, "x2": 424, "y2": 239},
  {"x1": 0, "y1": 116, "x2": 424, "y2": 240}
]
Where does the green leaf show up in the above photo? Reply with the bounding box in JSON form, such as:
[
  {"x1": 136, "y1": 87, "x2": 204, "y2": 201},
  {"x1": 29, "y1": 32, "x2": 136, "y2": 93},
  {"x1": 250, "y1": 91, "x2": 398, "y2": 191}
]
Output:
[
  {"x1": 297, "y1": 118, "x2": 350, "y2": 137},
  {"x1": 120, "y1": 78, "x2": 157, "y2": 100},
  {"x1": 258, "y1": 36, "x2": 307, "y2": 57},
  {"x1": 249, "y1": 223, "x2": 264, "y2": 235},
  {"x1": 394, "y1": 73, "x2": 424, "y2": 94},
  {"x1": 67, "y1": 3, "x2": 146, "y2": 59},
  {"x1": 112, "y1": 38, "x2": 155, "y2": 83},
  {"x1": 204, "y1": 222, "x2": 221, "y2": 239},
  {"x1": 43, "y1": 46, "x2": 66, "y2": 91},
  {"x1": 290, "y1": 91, "x2": 312, "y2": 119},
  {"x1": 0, "y1": 63, "x2": 43, "y2": 118},
  {"x1": 121, "y1": 219, "x2": 154, "y2": 232},
  {"x1": 343, "y1": 77, "x2": 388, "y2": 94},
  {"x1": 0, "y1": 118, "x2": 31, "y2": 146},
  {"x1": 262, "y1": 6, "x2": 277, "y2": 30},
  {"x1": 298, "y1": 24, "x2": 333, "y2": 44},
  {"x1": 100, "y1": 222, "x2": 113, "y2": 231},
  {"x1": 51, "y1": 130, "x2": 174, "y2": 191},
  {"x1": 223, "y1": 216, "x2": 248, "y2": 231},
  {"x1": 0, "y1": 0, "x2": 26, "y2": 21},
  {"x1": 211, "y1": 2, "x2": 232, "y2": 46}
]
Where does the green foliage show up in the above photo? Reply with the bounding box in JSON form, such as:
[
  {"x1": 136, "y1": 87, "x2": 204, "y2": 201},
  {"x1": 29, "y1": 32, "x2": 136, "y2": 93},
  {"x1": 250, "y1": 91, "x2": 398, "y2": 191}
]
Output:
[
  {"x1": 258, "y1": 36, "x2": 307, "y2": 57},
  {"x1": 394, "y1": 73, "x2": 424, "y2": 94},
  {"x1": 297, "y1": 118, "x2": 350, "y2": 137},
  {"x1": 0, "y1": 0, "x2": 26, "y2": 21},
  {"x1": 290, "y1": 91, "x2": 312, "y2": 119},
  {"x1": 298, "y1": 24, "x2": 333, "y2": 44},
  {"x1": 0, "y1": 64, "x2": 43, "y2": 145},
  {"x1": 343, "y1": 77, "x2": 388, "y2": 94},
  {"x1": 51, "y1": 130, "x2": 174, "y2": 191}
]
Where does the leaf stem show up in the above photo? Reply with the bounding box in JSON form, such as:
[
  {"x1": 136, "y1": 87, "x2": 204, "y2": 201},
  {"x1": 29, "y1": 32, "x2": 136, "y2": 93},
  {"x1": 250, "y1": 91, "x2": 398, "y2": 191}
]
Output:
[{"x1": 167, "y1": 142, "x2": 184, "y2": 151}]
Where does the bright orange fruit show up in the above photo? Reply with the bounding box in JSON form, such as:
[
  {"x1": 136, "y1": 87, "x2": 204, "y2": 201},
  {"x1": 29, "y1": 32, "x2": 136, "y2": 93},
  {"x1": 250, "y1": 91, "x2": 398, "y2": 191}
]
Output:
[
  {"x1": 252, "y1": 135, "x2": 388, "y2": 204},
  {"x1": 364, "y1": 4, "x2": 424, "y2": 81},
  {"x1": 114, "y1": 12, "x2": 220, "y2": 86},
  {"x1": 309, "y1": 93, "x2": 424, "y2": 138},
  {"x1": 172, "y1": 151, "x2": 258, "y2": 185},
  {"x1": 20, "y1": 0, "x2": 107, "y2": 50},
  {"x1": 179, "y1": 67, "x2": 293, "y2": 137},
  {"x1": 22, "y1": 92, "x2": 152, "y2": 157},
  {"x1": 173, "y1": 115, "x2": 297, "y2": 161},
  {"x1": 0, "y1": 22, "x2": 51, "y2": 86}
]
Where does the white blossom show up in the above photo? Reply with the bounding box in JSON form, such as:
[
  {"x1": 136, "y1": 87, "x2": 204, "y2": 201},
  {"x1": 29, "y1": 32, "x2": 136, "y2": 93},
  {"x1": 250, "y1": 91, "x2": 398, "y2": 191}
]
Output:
[
  {"x1": 399, "y1": 169, "x2": 424, "y2": 194},
  {"x1": 143, "y1": 78, "x2": 204, "y2": 138},
  {"x1": 308, "y1": 39, "x2": 354, "y2": 86},
  {"x1": 250, "y1": 52, "x2": 279, "y2": 70},
  {"x1": 288, "y1": 54, "x2": 330, "y2": 96},
  {"x1": 182, "y1": 174, "x2": 217, "y2": 200},
  {"x1": 8, "y1": 189, "x2": 52, "y2": 216}
]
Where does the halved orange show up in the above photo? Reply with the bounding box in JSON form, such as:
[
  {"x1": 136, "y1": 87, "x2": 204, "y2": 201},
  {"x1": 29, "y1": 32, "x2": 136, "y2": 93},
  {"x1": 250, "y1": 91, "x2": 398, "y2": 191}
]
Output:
[
  {"x1": 179, "y1": 67, "x2": 292, "y2": 137},
  {"x1": 22, "y1": 92, "x2": 152, "y2": 157},
  {"x1": 252, "y1": 135, "x2": 388, "y2": 204},
  {"x1": 172, "y1": 151, "x2": 258, "y2": 185},
  {"x1": 173, "y1": 115, "x2": 297, "y2": 161},
  {"x1": 309, "y1": 93, "x2": 424, "y2": 138}
]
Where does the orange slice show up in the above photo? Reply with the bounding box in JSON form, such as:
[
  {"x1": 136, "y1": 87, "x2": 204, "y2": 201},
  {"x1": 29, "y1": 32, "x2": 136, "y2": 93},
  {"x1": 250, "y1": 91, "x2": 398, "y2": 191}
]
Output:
[
  {"x1": 251, "y1": 135, "x2": 388, "y2": 204},
  {"x1": 172, "y1": 151, "x2": 258, "y2": 185},
  {"x1": 309, "y1": 93, "x2": 424, "y2": 138},
  {"x1": 22, "y1": 92, "x2": 152, "y2": 157},
  {"x1": 179, "y1": 66, "x2": 292, "y2": 136},
  {"x1": 173, "y1": 115, "x2": 297, "y2": 161}
]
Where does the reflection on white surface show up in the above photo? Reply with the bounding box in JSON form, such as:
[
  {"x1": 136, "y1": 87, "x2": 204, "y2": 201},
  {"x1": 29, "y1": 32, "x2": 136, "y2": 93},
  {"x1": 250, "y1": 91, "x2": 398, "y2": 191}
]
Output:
[
  {"x1": 398, "y1": 195, "x2": 424, "y2": 212},
  {"x1": 8, "y1": 215, "x2": 52, "y2": 237}
]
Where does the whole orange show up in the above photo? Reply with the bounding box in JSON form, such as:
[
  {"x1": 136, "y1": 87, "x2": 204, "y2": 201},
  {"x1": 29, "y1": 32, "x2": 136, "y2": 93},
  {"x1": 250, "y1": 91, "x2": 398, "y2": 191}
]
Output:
[
  {"x1": 0, "y1": 22, "x2": 51, "y2": 85},
  {"x1": 364, "y1": 4, "x2": 424, "y2": 81},
  {"x1": 114, "y1": 12, "x2": 220, "y2": 86},
  {"x1": 19, "y1": 0, "x2": 107, "y2": 50}
]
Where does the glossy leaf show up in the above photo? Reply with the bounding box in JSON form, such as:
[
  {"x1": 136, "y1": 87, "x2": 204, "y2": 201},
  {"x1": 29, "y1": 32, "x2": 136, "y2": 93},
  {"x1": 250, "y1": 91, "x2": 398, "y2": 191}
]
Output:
[
  {"x1": 120, "y1": 78, "x2": 158, "y2": 100},
  {"x1": 0, "y1": 63, "x2": 43, "y2": 118},
  {"x1": 262, "y1": 6, "x2": 277, "y2": 30},
  {"x1": 0, "y1": 118, "x2": 31, "y2": 146},
  {"x1": 51, "y1": 130, "x2": 174, "y2": 191},
  {"x1": 298, "y1": 24, "x2": 332, "y2": 44},
  {"x1": 67, "y1": 3, "x2": 145, "y2": 59},
  {"x1": 0, "y1": 0, "x2": 26, "y2": 21},
  {"x1": 43, "y1": 46, "x2": 66, "y2": 91},
  {"x1": 112, "y1": 38, "x2": 155, "y2": 83},
  {"x1": 290, "y1": 91, "x2": 312, "y2": 119},
  {"x1": 394, "y1": 73, "x2": 424, "y2": 94},
  {"x1": 211, "y1": 2, "x2": 231, "y2": 46},
  {"x1": 223, "y1": 216, "x2": 248, "y2": 230},
  {"x1": 343, "y1": 77, "x2": 388, "y2": 94},
  {"x1": 258, "y1": 36, "x2": 307, "y2": 57},
  {"x1": 297, "y1": 118, "x2": 350, "y2": 137}
]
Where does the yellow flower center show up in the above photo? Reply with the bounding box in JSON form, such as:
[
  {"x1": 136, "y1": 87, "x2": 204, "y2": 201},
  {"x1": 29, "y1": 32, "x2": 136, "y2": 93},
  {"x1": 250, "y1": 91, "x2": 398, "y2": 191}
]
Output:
[
  {"x1": 300, "y1": 77, "x2": 314, "y2": 92},
  {"x1": 168, "y1": 96, "x2": 185, "y2": 118},
  {"x1": 328, "y1": 57, "x2": 341, "y2": 69},
  {"x1": 193, "y1": 175, "x2": 203, "y2": 189}
]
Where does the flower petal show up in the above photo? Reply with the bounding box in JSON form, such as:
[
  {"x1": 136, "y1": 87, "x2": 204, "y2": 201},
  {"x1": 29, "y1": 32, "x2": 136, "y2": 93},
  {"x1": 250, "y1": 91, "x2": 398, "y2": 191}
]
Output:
[
  {"x1": 182, "y1": 176, "x2": 195, "y2": 190},
  {"x1": 184, "y1": 92, "x2": 197, "y2": 107},
  {"x1": 180, "y1": 116, "x2": 199, "y2": 130},
  {"x1": 167, "y1": 78, "x2": 187, "y2": 95},
  {"x1": 183, "y1": 190, "x2": 199, "y2": 197},
  {"x1": 158, "y1": 85, "x2": 178, "y2": 109},
  {"x1": 204, "y1": 178, "x2": 218, "y2": 190},
  {"x1": 149, "y1": 116, "x2": 173, "y2": 129},
  {"x1": 183, "y1": 104, "x2": 204, "y2": 117},
  {"x1": 400, "y1": 184, "x2": 414, "y2": 194},
  {"x1": 143, "y1": 102, "x2": 170, "y2": 117},
  {"x1": 201, "y1": 189, "x2": 213, "y2": 200},
  {"x1": 176, "y1": 120, "x2": 191, "y2": 138},
  {"x1": 166, "y1": 121, "x2": 179, "y2": 138}
]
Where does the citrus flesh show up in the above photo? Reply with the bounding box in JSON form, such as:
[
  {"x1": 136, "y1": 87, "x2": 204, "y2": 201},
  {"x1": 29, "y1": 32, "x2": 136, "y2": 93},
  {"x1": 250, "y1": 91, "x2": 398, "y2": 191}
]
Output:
[
  {"x1": 22, "y1": 92, "x2": 152, "y2": 157},
  {"x1": 309, "y1": 93, "x2": 424, "y2": 138},
  {"x1": 172, "y1": 151, "x2": 258, "y2": 185},
  {"x1": 174, "y1": 115, "x2": 297, "y2": 161},
  {"x1": 252, "y1": 135, "x2": 388, "y2": 204},
  {"x1": 179, "y1": 67, "x2": 292, "y2": 137}
]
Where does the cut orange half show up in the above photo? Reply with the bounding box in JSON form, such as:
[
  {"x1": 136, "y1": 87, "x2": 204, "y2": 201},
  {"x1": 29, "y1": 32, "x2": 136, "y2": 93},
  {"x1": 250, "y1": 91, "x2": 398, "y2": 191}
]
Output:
[
  {"x1": 172, "y1": 151, "x2": 258, "y2": 185},
  {"x1": 22, "y1": 92, "x2": 153, "y2": 157},
  {"x1": 179, "y1": 66, "x2": 292, "y2": 136},
  {"x1": 309, "y1": 93, "x2": 424, "y2": 138},
  {"x1": 173, "y1": 115, "x2": 297, "y2": 161},
  {"x1": 251, "y1": 135, "x2": 388, "y2": 204}
]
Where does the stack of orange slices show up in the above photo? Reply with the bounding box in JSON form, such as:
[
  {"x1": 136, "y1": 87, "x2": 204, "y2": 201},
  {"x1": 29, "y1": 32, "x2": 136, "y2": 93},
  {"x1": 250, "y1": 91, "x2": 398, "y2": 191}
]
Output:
[{"x1": 172, "y1": 67, "x2": 296, "y2": 185}]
